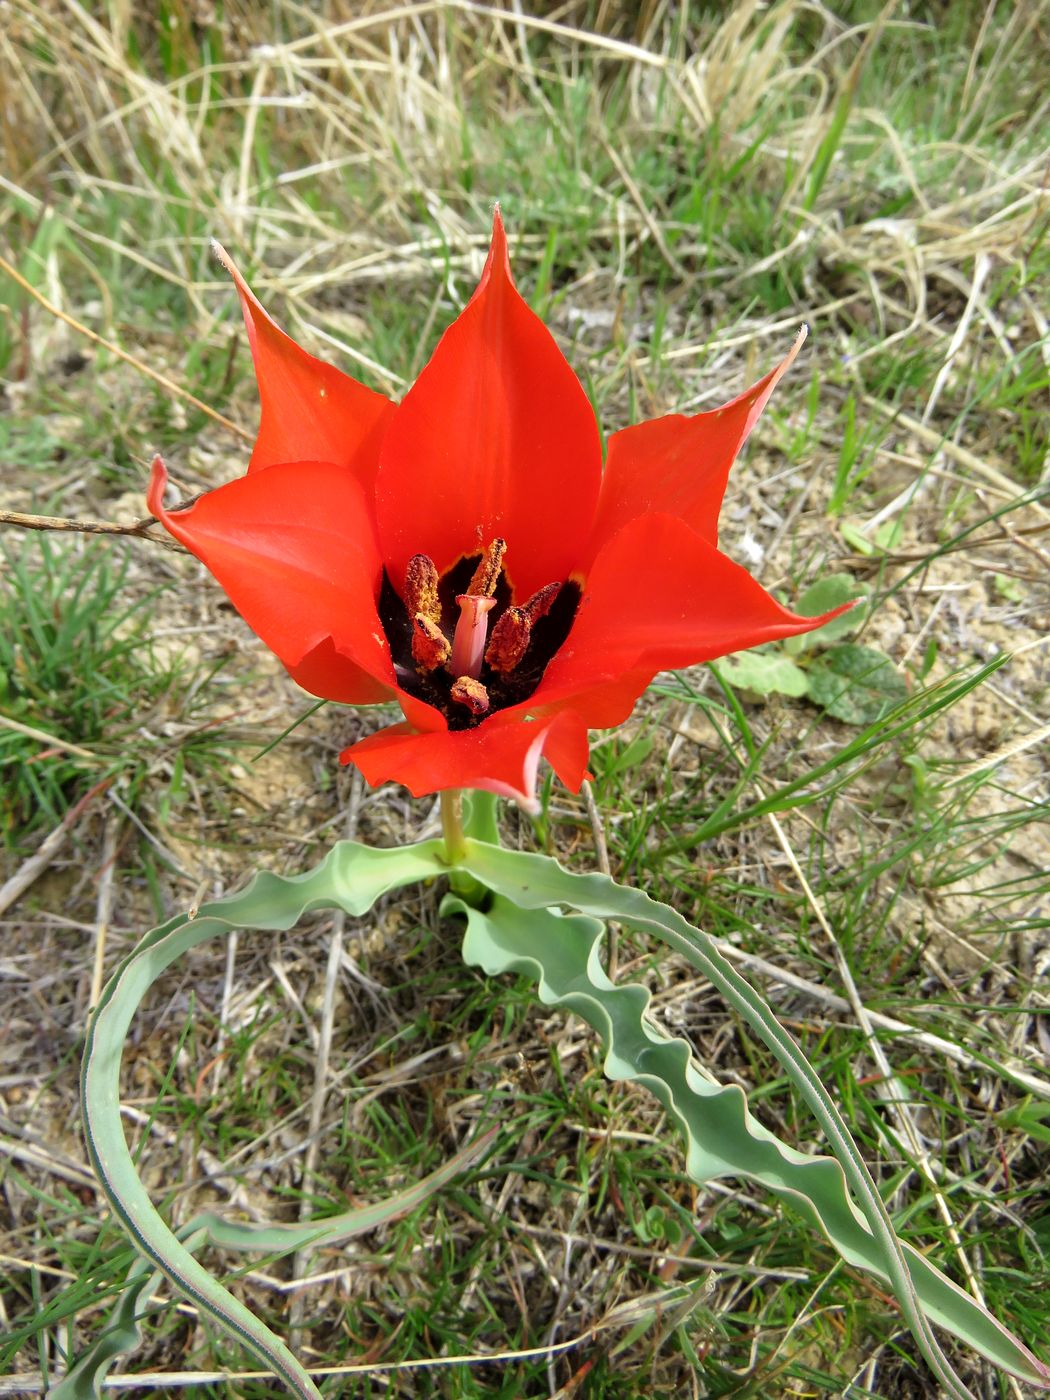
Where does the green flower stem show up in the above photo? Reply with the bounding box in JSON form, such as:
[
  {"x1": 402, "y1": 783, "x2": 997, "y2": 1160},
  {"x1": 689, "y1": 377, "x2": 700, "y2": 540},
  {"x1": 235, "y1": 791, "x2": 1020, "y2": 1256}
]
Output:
[
  {"x1": 440, "y1": 789, "x2": 467, "y2": 861},
  {"x1": 442, "y1": 789, "x2": 491, "y2": 903}
]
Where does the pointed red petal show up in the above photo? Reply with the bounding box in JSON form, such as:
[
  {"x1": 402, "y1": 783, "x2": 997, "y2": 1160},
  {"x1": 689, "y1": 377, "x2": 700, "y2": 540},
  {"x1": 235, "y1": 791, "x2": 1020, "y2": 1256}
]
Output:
[
  {"x1": 374, "y1": 209, "x2": 601, "y2": 601},
  {"x1": 214, "y1": 242, "x2": 394, "y2": 487},
  {"x1": 342, "y1": 709, "x2": 590, "y2": 808},
  {"x1": 148, "y1": 456, "x2": 394, "y2": 696},
  {"x1": 534, "y1": 511, "x2": 849, "y2": 710},
  {"x1": 586, "y1": 330, "x2": 805, "y2": 561}
]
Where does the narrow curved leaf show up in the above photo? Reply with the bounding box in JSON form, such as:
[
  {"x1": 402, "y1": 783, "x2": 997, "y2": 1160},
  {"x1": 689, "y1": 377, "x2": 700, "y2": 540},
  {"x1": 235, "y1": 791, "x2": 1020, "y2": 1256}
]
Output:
[
  {"x1": 68, "y1": 840, "x2": 491, "y2": 1400},
  {"x1": 52, "y1": 1132, "x2": 495, "y2": 1400}
]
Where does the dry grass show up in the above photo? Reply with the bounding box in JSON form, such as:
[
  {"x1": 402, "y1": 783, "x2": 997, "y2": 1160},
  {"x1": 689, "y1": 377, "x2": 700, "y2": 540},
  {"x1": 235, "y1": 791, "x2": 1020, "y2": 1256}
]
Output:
[{"x1": 0, "y1": 2, "x2": 1048, "y2": 1396}]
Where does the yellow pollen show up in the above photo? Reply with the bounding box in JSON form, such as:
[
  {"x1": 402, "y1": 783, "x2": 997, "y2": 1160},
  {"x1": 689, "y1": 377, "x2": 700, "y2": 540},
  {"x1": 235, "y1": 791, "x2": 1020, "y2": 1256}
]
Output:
[
  {"x1": 485, "y1": 581, "x2": 561, "y2": 675},
  {"x1": 466, "y1": 538, "x2": 506, "y2": 598},
  {"x1": 522, "y1": 581, "x2": 561, "y2": 624},
  {"x1": 405, "y1": 553, "x2": 441, "y2": 624},
  {"x1": 485, "y1": 606, "x2": 528, "y2": 674},
  {"x1": 450, "y1": 674, "x2": 490, "y2": 715},
  {"x1": 411, "y1": 613, "x2": 450, "y2": 671}
]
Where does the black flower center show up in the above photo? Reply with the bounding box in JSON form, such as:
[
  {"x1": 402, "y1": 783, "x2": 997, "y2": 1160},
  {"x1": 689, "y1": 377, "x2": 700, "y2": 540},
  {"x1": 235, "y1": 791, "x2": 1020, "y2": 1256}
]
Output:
[{"x1": 379, "y1": 545, "x2": 580, "y2": 732}]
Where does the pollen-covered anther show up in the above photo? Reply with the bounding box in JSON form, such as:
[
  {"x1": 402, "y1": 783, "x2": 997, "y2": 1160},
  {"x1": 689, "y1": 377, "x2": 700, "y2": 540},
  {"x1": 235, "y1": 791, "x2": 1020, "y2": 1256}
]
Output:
[
  {"x1": 404, "y1": 553, "x2": 441, "y2": 624},
  {"x1": 485, "y1": 582, "x2": 562, "y2": 675},
  {"x1": 450, "y1": 674, "x2": 490, "y2": 715},
  {"x1": 411, "y1": 614, "x2": 450, "y2": 671},
  {"x1": 485, "y1": 607, "x2": 529, "y2": 674},
  {"x1": 466, "y1": 537, "x2": 506, "y2": 597},
  {"x1": 522, "y1": 581, "x2": 561, "y2": 624}
]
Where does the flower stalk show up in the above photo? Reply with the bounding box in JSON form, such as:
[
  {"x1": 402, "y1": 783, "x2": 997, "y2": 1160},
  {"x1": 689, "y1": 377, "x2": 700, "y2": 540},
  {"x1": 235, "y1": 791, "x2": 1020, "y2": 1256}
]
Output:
[{"x1": 440, "y1": 789, "x2": 468, "y2": 865}]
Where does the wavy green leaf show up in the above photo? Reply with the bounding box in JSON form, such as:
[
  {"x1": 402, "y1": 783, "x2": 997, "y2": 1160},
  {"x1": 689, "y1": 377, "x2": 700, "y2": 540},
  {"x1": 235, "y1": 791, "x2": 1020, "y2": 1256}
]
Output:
[
  {"x1": 68, "y1": 833, "x2": 1048, "y2": 1398},
  {"x1": 453, "y1": 841, "x2": 1049, "y2": 1395}
]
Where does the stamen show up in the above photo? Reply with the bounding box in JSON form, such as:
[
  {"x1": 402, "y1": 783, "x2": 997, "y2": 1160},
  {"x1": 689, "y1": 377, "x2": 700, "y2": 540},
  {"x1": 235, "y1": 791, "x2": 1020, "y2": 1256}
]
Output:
[
  {"x1": 466, "y1": 538, "x2": 506, "y2": 597},
  {"x1": 485, "y1": 607, "x2": 528, "y2": 674},
  {"x1": 450, "y1": 675, "x2": 490, "y2": 715},
  {"x1": 450, "y1": 594, "x2": 496, "y2": 679},
  {"x1": 404, "y1": 553, "x2": 441, "y2": 624},
  {"x1": 485, "y1": 582, "x2": 561, "y2": 675},
  {"x1": 522, "y1": 581, "x2": 561, "y2": 625},
  {"x1": 412, "y1": 614, "x2": 450, "y2": 671}
]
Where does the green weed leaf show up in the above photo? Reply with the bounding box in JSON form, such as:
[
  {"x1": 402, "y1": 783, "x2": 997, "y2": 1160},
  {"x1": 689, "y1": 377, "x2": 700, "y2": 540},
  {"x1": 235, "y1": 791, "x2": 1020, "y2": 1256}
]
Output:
[
  {"x1": 784, "y1": 574, "x2": 867, "y2": 652},
  {"x1": 806, "y1": 643, "x2": 908, "y2": 724},
  {"x1": 716, "y1": 649, "x2": 809, "y2": 696},
  {"x1": 998, "y1": 1100, "x2": 1050, "y2": 1147}
]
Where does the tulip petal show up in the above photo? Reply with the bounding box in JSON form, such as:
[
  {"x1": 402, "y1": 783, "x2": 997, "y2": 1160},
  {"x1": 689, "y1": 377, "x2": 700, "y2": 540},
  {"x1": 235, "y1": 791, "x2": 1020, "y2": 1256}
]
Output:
[
  {"x1": 374, "y1": 209, "x2": 602, "y2": 602},
  {"x1": 534, "y1": 511, "x2": 850, "y2": 711},
  {"x1": 586, "y1": 329, "x2": 805, "y2": 560},
  {"x1": 214, "y1": 242, "x2": 394, "y2": 487},
  {"x1": 286, "y1": 637, "x2": 394, "y2": 706},
  {"x1": 528, "y1": 666, "x2": 655, "y2": 729},
  {"x1": 148, "y1": 456, "x2": 395, "y2": 697},
  {"x1": 342, "y1": 710, "x2": 590, "y2": 808}
]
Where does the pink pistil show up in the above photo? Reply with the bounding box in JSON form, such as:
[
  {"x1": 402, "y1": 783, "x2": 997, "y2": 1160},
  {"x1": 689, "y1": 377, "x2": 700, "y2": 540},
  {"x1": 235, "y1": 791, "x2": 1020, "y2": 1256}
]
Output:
[{"x1": 451, "y1": 594, "x2": 496, "y2": 679}]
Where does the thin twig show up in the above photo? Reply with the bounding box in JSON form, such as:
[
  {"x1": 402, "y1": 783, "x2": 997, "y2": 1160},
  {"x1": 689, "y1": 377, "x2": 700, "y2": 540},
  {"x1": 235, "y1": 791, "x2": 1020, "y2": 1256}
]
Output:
[
  {"x1": 288, "y1": 916, "x2": 344, "y2": 1349},
  {"x1": 765, "y1": 808, "x2": 985, "y2": 1302},
  {"x1": 0, "y1": 712, "x2": 101, "y2": 762},
  {"x1": 289, "y1": 775, "x2": 361, "y2": 1343},
  {"x1": 861, "y1": 394, "x2": 1050, "y2": 520},
  {"x1": 712, "y1": 920, "x2": 1050, "y2": 1099},
  {"x1": 0, "y1": 508, "x2": 183, "y2": 550}
]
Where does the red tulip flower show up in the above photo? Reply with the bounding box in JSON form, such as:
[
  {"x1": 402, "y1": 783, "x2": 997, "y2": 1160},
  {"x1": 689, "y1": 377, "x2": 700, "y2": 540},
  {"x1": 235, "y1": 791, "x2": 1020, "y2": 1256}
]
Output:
[{"x1": 150, "y1": 211, "x2": 842, "y2": 808}]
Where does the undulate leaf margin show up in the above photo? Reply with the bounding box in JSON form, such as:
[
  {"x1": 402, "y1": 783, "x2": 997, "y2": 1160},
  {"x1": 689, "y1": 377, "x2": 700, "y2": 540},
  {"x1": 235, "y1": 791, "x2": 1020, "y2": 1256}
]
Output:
[{"x1": 453, "y1": 840, "x2": 1050, "y2": 1396}]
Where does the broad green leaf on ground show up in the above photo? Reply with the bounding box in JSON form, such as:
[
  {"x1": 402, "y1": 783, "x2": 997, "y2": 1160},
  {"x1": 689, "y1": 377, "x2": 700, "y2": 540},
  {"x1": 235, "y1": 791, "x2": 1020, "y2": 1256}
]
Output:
[
  {"x1": 806, "y1": 642, "x2": 908, "y2": 724},
  {"x1": 784, "y1": 573, "x2": 868, "y2": 652},
  {"x1": 715, "y1": 648, "x2": 810, "y2": 696}
]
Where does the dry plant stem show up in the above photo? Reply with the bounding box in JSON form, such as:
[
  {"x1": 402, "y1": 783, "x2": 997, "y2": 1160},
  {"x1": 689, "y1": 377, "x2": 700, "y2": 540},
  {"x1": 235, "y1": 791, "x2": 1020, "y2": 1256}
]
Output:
[
  {"x1": 89, "y1": 816, "x2": 120, "y2": 1013},
  {"x1": 0, "y1": 712, "x2": 100, "y2": 762},
  {"x1": 0, "y1": 508, "x2": 184, "y2": 550},
  {"x1": 715, "y1": 937, "x2": 1050, "y2": 1100},
  {"x1": 859, "y1": 394, "x2": 1050, "y2": 521},
  {"x1": 0, "y1": 1122, "x2": 97, "y2": 1193},
  {"x1": 0, "y1": 251, "x2": 252, "y2": 443},
  {"x1": 288, "y1": 918, "x2": 343, "y2": 1349},
  {"x1": 0, "y1": 1327, "x2": 608, "y2": 1394},
  {"x1": 289, "y1": 786, "x2": 361, "y2": 1345}
]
